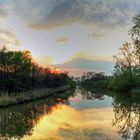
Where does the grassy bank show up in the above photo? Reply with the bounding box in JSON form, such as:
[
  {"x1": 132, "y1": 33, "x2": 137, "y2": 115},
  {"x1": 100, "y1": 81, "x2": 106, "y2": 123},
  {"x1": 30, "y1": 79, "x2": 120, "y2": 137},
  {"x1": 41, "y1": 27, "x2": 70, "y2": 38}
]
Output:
[{"x1": 0, "y1": 85, "x2": 72, "y2": 108}]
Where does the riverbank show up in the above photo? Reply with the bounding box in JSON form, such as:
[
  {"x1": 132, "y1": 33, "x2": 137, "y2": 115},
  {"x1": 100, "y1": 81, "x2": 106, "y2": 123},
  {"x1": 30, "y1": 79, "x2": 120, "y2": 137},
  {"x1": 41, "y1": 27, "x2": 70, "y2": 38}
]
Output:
[{"x1": 0, "y1": 85, "x2": 72, "y2": 108}]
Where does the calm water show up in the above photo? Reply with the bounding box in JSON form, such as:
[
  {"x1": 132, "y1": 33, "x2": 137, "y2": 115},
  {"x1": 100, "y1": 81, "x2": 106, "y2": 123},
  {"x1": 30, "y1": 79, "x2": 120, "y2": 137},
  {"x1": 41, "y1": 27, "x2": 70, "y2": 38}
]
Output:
[{"x1": 0, "y1": 88, "x2": 140, "y2": 140}]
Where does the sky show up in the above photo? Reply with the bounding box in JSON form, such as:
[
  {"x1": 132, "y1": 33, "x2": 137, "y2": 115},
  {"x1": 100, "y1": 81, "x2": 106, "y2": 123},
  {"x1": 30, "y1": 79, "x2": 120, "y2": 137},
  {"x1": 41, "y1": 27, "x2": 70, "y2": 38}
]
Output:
[{"x1": 0, "y1": 0, "x2": 140, "y2": 67}]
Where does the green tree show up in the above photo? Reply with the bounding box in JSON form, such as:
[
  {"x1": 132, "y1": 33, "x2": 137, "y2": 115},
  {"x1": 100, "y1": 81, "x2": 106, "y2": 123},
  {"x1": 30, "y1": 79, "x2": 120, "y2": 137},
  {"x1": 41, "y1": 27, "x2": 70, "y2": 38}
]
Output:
[
  {"x1": 0, "y1": 47, "x2": 75, "y2": 94},
  {"x1": 0, "y1": 48, "x2": 34, "y2": 93}
]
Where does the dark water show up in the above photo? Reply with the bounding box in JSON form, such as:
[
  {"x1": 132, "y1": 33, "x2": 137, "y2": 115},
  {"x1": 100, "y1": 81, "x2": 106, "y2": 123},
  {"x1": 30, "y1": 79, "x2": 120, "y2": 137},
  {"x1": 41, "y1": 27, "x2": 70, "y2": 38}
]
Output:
[{"x1": 0, "y1": 88, "x2": 140, "y2": 140}]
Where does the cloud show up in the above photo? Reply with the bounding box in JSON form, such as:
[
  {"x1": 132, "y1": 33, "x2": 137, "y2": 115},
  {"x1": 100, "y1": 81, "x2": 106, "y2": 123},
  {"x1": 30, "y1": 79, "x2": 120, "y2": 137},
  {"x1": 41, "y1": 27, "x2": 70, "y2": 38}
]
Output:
[
  {"x1": 0, "y1": 2, "x2": 19, "y2": 48},
  {"x1": 11, "y1": 0, "x2": 140, "y2": 35},
  {"x1": 56, "y1": 37, "x2": 69, "y2": 44},
  {"x1": 67, "y1": 52, "x2": 112, "y2": 62},
  {"x1": 0, "y1": 26, "x2": 20, "y2": 48},
  {"x1": 0, "y1": 2, "x2": 9, "y2": 21},
  {"x1": 56, "y1": 52, "x2": 114, "y2": 76},
  {"x1": 35, "y1": 55, "x2": 54, "y2": 66},
  {"x1": 89, "y1": 32, "x2": 105, "y2": 39}
]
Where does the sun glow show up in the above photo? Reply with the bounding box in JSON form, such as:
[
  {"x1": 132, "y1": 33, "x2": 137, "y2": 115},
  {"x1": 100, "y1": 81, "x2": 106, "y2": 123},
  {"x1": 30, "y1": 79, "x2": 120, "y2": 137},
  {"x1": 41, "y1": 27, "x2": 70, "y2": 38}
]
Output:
[
  {"x1": 50, "y1": 67, "x2": 62, "y2": 74},
  {"x1": 22, "y1": 104, "x2": 119, "y2": 140},
  {"x1": 22, "y1": 104, "x2": 81, "y2": 140}
]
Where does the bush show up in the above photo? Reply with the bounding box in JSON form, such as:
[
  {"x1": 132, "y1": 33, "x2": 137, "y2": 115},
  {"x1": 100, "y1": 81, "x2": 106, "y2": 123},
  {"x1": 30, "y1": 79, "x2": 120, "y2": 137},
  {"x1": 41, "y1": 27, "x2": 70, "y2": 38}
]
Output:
[{"x1": 108, "y1": 75, "x2": 132, "y2": 92}]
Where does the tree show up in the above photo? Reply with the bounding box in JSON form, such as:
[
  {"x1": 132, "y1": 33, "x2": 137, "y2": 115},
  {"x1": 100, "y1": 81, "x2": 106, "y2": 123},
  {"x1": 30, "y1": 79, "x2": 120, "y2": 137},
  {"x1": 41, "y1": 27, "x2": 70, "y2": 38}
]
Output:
[
  {"x1": 109, "y1": 13, "x2": 140, "y2": 91},
  {"x1": 0, "y1": 47, "x2": 75, "y2": 94},
  {"x1": 0, "y1": 47, "x2": 35, "y2": 93},
  {"x1": 130, "y1": 13, "x2": 140, "y2": 73},
  {"x1": 113, "y1": 42, "x2": 136, "y2": 81}
]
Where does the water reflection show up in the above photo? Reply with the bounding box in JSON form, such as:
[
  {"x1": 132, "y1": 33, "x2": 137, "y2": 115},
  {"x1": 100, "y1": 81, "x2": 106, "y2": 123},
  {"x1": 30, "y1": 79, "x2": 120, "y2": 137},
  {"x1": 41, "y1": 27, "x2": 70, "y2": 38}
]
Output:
[
  {"x1": 112, "y1": 92, "x2": 140, "y2": 140},
  {"x1": 77, "y1": 86, "x2": 140, "y2": 140},
  {"x1": 21, "y1": 88, "x2": 119, "y2": 140},
  {"x1": 23, "y1": 105, "x2": 120, "y2": 140},
  {"x1": 79, "y1": 87, "x2": 105, "y2": 100},
  {"x1": 1, "y1": 87, "x2": 140, "y2": 140},
  {"x1": 0, "y1": 90, "x2": 74, "y2": 139}
]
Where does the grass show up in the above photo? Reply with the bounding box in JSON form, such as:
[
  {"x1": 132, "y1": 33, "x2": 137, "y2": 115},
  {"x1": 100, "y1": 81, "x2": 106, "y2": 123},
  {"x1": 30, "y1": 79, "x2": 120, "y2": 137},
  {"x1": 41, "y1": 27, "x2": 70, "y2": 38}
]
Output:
[{"x1": 0, "y1": 85, "x2": 71, "y2": 107}]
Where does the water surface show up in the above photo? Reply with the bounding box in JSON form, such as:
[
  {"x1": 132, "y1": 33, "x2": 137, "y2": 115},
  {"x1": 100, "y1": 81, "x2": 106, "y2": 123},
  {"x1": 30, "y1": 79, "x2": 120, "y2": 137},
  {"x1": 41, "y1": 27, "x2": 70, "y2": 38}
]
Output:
[{"x1": 0, "y1": 88, "x2": 139, "y2": 140}]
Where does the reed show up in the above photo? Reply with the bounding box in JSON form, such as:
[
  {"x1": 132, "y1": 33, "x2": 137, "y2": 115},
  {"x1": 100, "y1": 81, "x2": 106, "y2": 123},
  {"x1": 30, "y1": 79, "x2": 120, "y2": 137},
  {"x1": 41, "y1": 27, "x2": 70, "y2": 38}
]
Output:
[{"x1": 0, "y1": 85, "x2": 71, "y2": 107}]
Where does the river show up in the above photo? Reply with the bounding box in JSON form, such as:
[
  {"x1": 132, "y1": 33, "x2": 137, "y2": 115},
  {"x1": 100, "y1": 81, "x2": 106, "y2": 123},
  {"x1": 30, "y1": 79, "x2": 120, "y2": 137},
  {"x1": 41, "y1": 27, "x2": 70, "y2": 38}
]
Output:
[{"x1": 0, "y1": 88, "x2": 139, "y2": 140}]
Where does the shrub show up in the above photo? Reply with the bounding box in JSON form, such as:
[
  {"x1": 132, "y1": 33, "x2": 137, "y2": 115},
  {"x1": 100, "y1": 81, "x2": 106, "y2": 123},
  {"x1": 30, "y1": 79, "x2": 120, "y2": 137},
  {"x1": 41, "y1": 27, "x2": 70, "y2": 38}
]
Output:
[{"x1": 108, "y1": 75, "x2": 132, "y2": 92}]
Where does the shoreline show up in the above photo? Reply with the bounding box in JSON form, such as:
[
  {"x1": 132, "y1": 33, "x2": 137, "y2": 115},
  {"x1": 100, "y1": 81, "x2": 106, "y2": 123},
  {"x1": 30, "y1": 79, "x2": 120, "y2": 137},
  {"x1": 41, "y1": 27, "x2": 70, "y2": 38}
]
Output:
[{"x1": 0, "y1": 85, "x2": 72, "y2": 108}]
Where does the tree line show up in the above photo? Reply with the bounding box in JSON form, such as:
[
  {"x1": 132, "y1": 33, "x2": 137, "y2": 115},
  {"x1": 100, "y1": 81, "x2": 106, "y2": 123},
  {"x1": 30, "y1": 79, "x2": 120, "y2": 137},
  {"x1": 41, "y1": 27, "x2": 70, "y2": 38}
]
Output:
[
  {"x1": 0, "y1": 47, "x2": 75, "y2": 94},
  {"x1": 80, "y1": 72, "x2": 110, "y2": 90}
]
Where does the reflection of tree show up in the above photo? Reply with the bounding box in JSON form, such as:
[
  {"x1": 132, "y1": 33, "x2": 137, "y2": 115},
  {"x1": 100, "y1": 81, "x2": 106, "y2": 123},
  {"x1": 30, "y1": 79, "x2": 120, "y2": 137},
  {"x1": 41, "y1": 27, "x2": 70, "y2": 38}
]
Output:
[
  {"x1": 0, "y1": 103, "x2": 48, "y2": 139},
  {"x1": 79, "y1": 87, "x2": 105, "y2": 100},
  {"x1": 112, "y1": 92, "x2": 140, "y2": 140},
  {"x1": 0, "y1": 91, "x2": 74, "y2": 139}
]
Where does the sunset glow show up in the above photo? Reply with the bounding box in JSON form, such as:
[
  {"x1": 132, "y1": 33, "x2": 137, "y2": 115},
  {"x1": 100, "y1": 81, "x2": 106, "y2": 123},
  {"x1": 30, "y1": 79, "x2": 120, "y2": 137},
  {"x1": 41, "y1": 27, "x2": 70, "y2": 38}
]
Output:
[
  {"x1": 0, "y1": 0, "x2": 139, "y2": 75},
  {"x1": 0, "y1": 1, "x2": 139, "y2": 140},
  {"x1": 51, "y1": 68, "x2": 62, "y2": 74},
  {"x1": 22, "y1": 104, "x2": 119, "y2": 140}
]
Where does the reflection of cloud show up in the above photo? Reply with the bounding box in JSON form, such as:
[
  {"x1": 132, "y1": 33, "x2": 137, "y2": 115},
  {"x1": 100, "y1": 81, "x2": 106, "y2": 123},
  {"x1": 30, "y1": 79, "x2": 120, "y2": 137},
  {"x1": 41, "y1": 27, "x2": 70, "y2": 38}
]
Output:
[
  {"x1": 0, "y1": 26, "x2": 20, "y2": 48},
  {"x1": 59, "y1": 128, "x2": 120, "y2": 140},
  {"x1": 35, "y1": 55, "x2": 54, "y2": 66},
  {"x1": 11, "y1": 0, "x2": 140, "y2": 36},
  {"x1": 58, "y1": 107, "x2": 121, "y2": 140},
  {"x1": 23, "y1": 105, "x2": 121, "y2": 140},
  {"x1": 56, "y1": 37, "x2": 69, "y2": 44}
]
